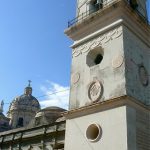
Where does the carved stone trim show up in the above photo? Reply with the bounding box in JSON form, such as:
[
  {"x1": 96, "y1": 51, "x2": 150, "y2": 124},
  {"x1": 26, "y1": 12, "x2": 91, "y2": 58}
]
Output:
[
  {"x1": 71, "y1": 73, "x2": 80, "y2": 85},
  {"x1": 112, "y1": 55, "x2": 124, "y2": 68},
  {"x1": 88, "y1": 80, "x2": 103, "y2": 102},
  {"x1": 73, "y1": 26, "x2": 122, "y2": 57}
]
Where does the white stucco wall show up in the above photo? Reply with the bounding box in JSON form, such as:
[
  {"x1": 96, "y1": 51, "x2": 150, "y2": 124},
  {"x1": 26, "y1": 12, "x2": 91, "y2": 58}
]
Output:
[{"x1": 65, "y1": 106, "x2": 128, "y2": 150}]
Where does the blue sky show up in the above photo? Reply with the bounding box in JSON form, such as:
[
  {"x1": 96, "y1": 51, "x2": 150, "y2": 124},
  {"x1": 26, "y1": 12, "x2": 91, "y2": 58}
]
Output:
[
  {"x1": 147, "y1": 0, "x2": 150, "y2": 23},
  {"x1": 0, "y1": 0, "x2": 150, "y2": 114},
  {"x1": 0, "y1": 0, "x2": 76, "y2": 114}
]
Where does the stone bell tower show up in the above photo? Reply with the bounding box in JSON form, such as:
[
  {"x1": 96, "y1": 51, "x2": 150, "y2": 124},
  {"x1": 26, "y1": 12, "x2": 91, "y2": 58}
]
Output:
[{"x1": 64, "y1": 0, "x2": 150, "y2": 150}]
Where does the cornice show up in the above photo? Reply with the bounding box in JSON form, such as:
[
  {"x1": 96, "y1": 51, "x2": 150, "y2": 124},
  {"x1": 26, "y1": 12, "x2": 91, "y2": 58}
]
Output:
[{"x1": 63, "y1": 96, "x2": 150, "y2": 119}]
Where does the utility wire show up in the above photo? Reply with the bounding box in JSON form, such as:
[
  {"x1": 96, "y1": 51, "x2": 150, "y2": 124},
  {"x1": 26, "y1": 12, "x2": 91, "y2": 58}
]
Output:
[
  {"x1": 2, "y1": 88, "x2": 70, "y2": 105},
  {"x1": 36, "y1": 88, "x2": 70, "y2": 98}
]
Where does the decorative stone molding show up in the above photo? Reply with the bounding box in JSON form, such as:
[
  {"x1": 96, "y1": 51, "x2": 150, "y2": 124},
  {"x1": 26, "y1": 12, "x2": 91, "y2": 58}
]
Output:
[
  {"x1": 88, "y1": 80, "x2": 103, "y2": 102},
  {"x1": 112, "y1": 54, "x2": 124, "y2": 68},
  {"x1": 72, "y1": 26, "x2": 122, "y2": 57},
  {"x1": 71, "y1": 73, "x2": 80, "y2": 85}
]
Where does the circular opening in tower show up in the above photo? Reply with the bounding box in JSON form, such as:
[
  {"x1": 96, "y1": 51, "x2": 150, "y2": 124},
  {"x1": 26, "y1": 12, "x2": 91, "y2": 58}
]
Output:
[
  {"x1": 86, "y1": 123, "x2": 102, "y2": 142},
  {"x1": 86, "y1": 47, "x2": 103, "y2": 67}
]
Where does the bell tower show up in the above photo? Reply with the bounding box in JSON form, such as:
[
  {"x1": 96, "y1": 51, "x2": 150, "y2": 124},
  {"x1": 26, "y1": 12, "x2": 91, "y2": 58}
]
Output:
[{"x1": 64, "y1": 0, "x2": 150, "y2": 149}]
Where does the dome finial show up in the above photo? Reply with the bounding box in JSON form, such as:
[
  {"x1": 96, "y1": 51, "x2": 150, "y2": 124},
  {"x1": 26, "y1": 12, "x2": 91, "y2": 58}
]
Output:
[
  {"x1": 28, "y1": 80, "x2": 32, "y2": 87},
  {"x1": 24, "y1": 80, "x2": 32, "y2": 95}
]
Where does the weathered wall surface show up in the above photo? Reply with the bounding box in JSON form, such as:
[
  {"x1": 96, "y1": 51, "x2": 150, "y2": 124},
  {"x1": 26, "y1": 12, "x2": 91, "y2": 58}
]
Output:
[
  {"x1": 126, "y1": 105, "x2": 150, "y2": 150},
  {"x1": 124, "y1": 26, "x2": 150, "y2": 105},
  {"x1": 65, "y1": 100, "x2": 150, "y2": 150},
  {"x1": 65, "y1": 106, "x2": 128, "y2": 150},
  {"x1": 136, "y1": 109, "x2": 150, "y2": 150},
  {"x1": 70, "y1": 25, "x2": 126, "y2": 109}
]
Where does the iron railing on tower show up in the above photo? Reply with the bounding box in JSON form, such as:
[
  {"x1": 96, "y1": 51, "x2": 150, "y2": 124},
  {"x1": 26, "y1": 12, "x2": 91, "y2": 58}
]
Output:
[{"x1": 67, "y1": 0, "x2": 149, "y2": 28}]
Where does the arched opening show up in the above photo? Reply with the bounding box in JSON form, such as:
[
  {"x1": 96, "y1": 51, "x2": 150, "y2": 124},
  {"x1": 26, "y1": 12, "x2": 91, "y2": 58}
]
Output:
[
  {"x1": 88, "y1": 0, "x2": 103, "y2": 14},
  {"x1": 17, "y1": 117, "x2": 23, "y2": 127}
]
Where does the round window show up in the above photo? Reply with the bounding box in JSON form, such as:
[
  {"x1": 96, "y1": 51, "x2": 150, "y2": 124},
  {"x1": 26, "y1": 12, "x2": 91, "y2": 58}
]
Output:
[{"x1": 86, "y1": 123, "x2": 102, "y2": 142}]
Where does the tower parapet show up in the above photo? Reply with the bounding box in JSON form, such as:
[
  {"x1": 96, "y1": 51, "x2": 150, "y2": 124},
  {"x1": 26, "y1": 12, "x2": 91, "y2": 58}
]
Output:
[{"x1": 68, "y1": 0, "x2": 148, "y2": 28}]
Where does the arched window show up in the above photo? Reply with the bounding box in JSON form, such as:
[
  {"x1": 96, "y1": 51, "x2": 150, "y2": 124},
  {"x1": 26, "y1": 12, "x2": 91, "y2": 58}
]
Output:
[
  {"x1": 17, "y1": 117, "x2": 23, "y2": 127},
  {"x1": 89, "y1": 0, "x2": 103, "y2": 14},
  {"x1": 129, "y1": 0, "x2": 138, "y2": 9}
]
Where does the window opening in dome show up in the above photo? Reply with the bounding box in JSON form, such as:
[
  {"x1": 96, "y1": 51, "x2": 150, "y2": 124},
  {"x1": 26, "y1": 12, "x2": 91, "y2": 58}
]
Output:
[{"x1": 17, "y1": 117, "x2": 23, "y2": 127}]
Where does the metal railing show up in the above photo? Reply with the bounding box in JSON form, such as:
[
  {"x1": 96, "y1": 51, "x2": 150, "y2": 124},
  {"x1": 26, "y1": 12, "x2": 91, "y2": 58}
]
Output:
[
  {"x1": 67, "y1": 0, "x2": 149, "y2": 28},
  {"x1": 68, "y1": 0, "x2": 108, "y2": 27}
]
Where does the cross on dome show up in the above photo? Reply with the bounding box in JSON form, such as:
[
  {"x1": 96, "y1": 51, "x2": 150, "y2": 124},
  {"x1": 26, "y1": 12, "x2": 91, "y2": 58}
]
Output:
[{"x1": 28, "y1": 80, "x2": 32, "y2": 87}]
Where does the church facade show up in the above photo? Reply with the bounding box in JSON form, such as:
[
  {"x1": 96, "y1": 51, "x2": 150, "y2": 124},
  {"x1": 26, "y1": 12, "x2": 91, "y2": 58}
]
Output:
[
  {"x1": 0, "y1": 83, "x2": 66, "y2": 150},
  {"x1": 0, "y1": 0, "x2": 150, "y2": 150}
]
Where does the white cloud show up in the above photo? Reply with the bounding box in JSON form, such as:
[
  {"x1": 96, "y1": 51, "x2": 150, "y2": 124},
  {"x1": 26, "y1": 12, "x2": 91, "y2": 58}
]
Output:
[{"x1": 39, "y1": 81, "x2": 69, "y2": 110}]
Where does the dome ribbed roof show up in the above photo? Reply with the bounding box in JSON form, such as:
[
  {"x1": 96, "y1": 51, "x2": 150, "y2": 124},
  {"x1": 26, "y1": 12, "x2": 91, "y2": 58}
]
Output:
[
  {"x1": 27, "y1": 106, "x2": 66, "y2": 127},
  {"x1": 40, "y1": 106, "x2": 65, "y2": 112},
  {"x1": 8, "y1": 94, "x2": 40, "y2": 112},
  {"x1": 8, "y1": 82, "x2": 41, "y2": 114}
]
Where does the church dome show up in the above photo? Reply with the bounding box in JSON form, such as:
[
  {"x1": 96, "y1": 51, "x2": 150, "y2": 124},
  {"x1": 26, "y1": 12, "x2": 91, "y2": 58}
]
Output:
[
  {"x1": 28, "y1": 106, "x2": 66, "y2": 127},
  {"x1": 8, "y1": 94, "x2": 40, "y2": 112},
  {"x1": 39, "y1": 106, "x2": 65, "y2": 112},
  {"x1": 7, "y1": 81, "x2": 41, "y2": 128},
  {"x1": 35, "y1": 106, "x2": 65, "y2": 121},
  {"x1": 8, "y1": 81, "x2": 40, "y2": 114}
]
